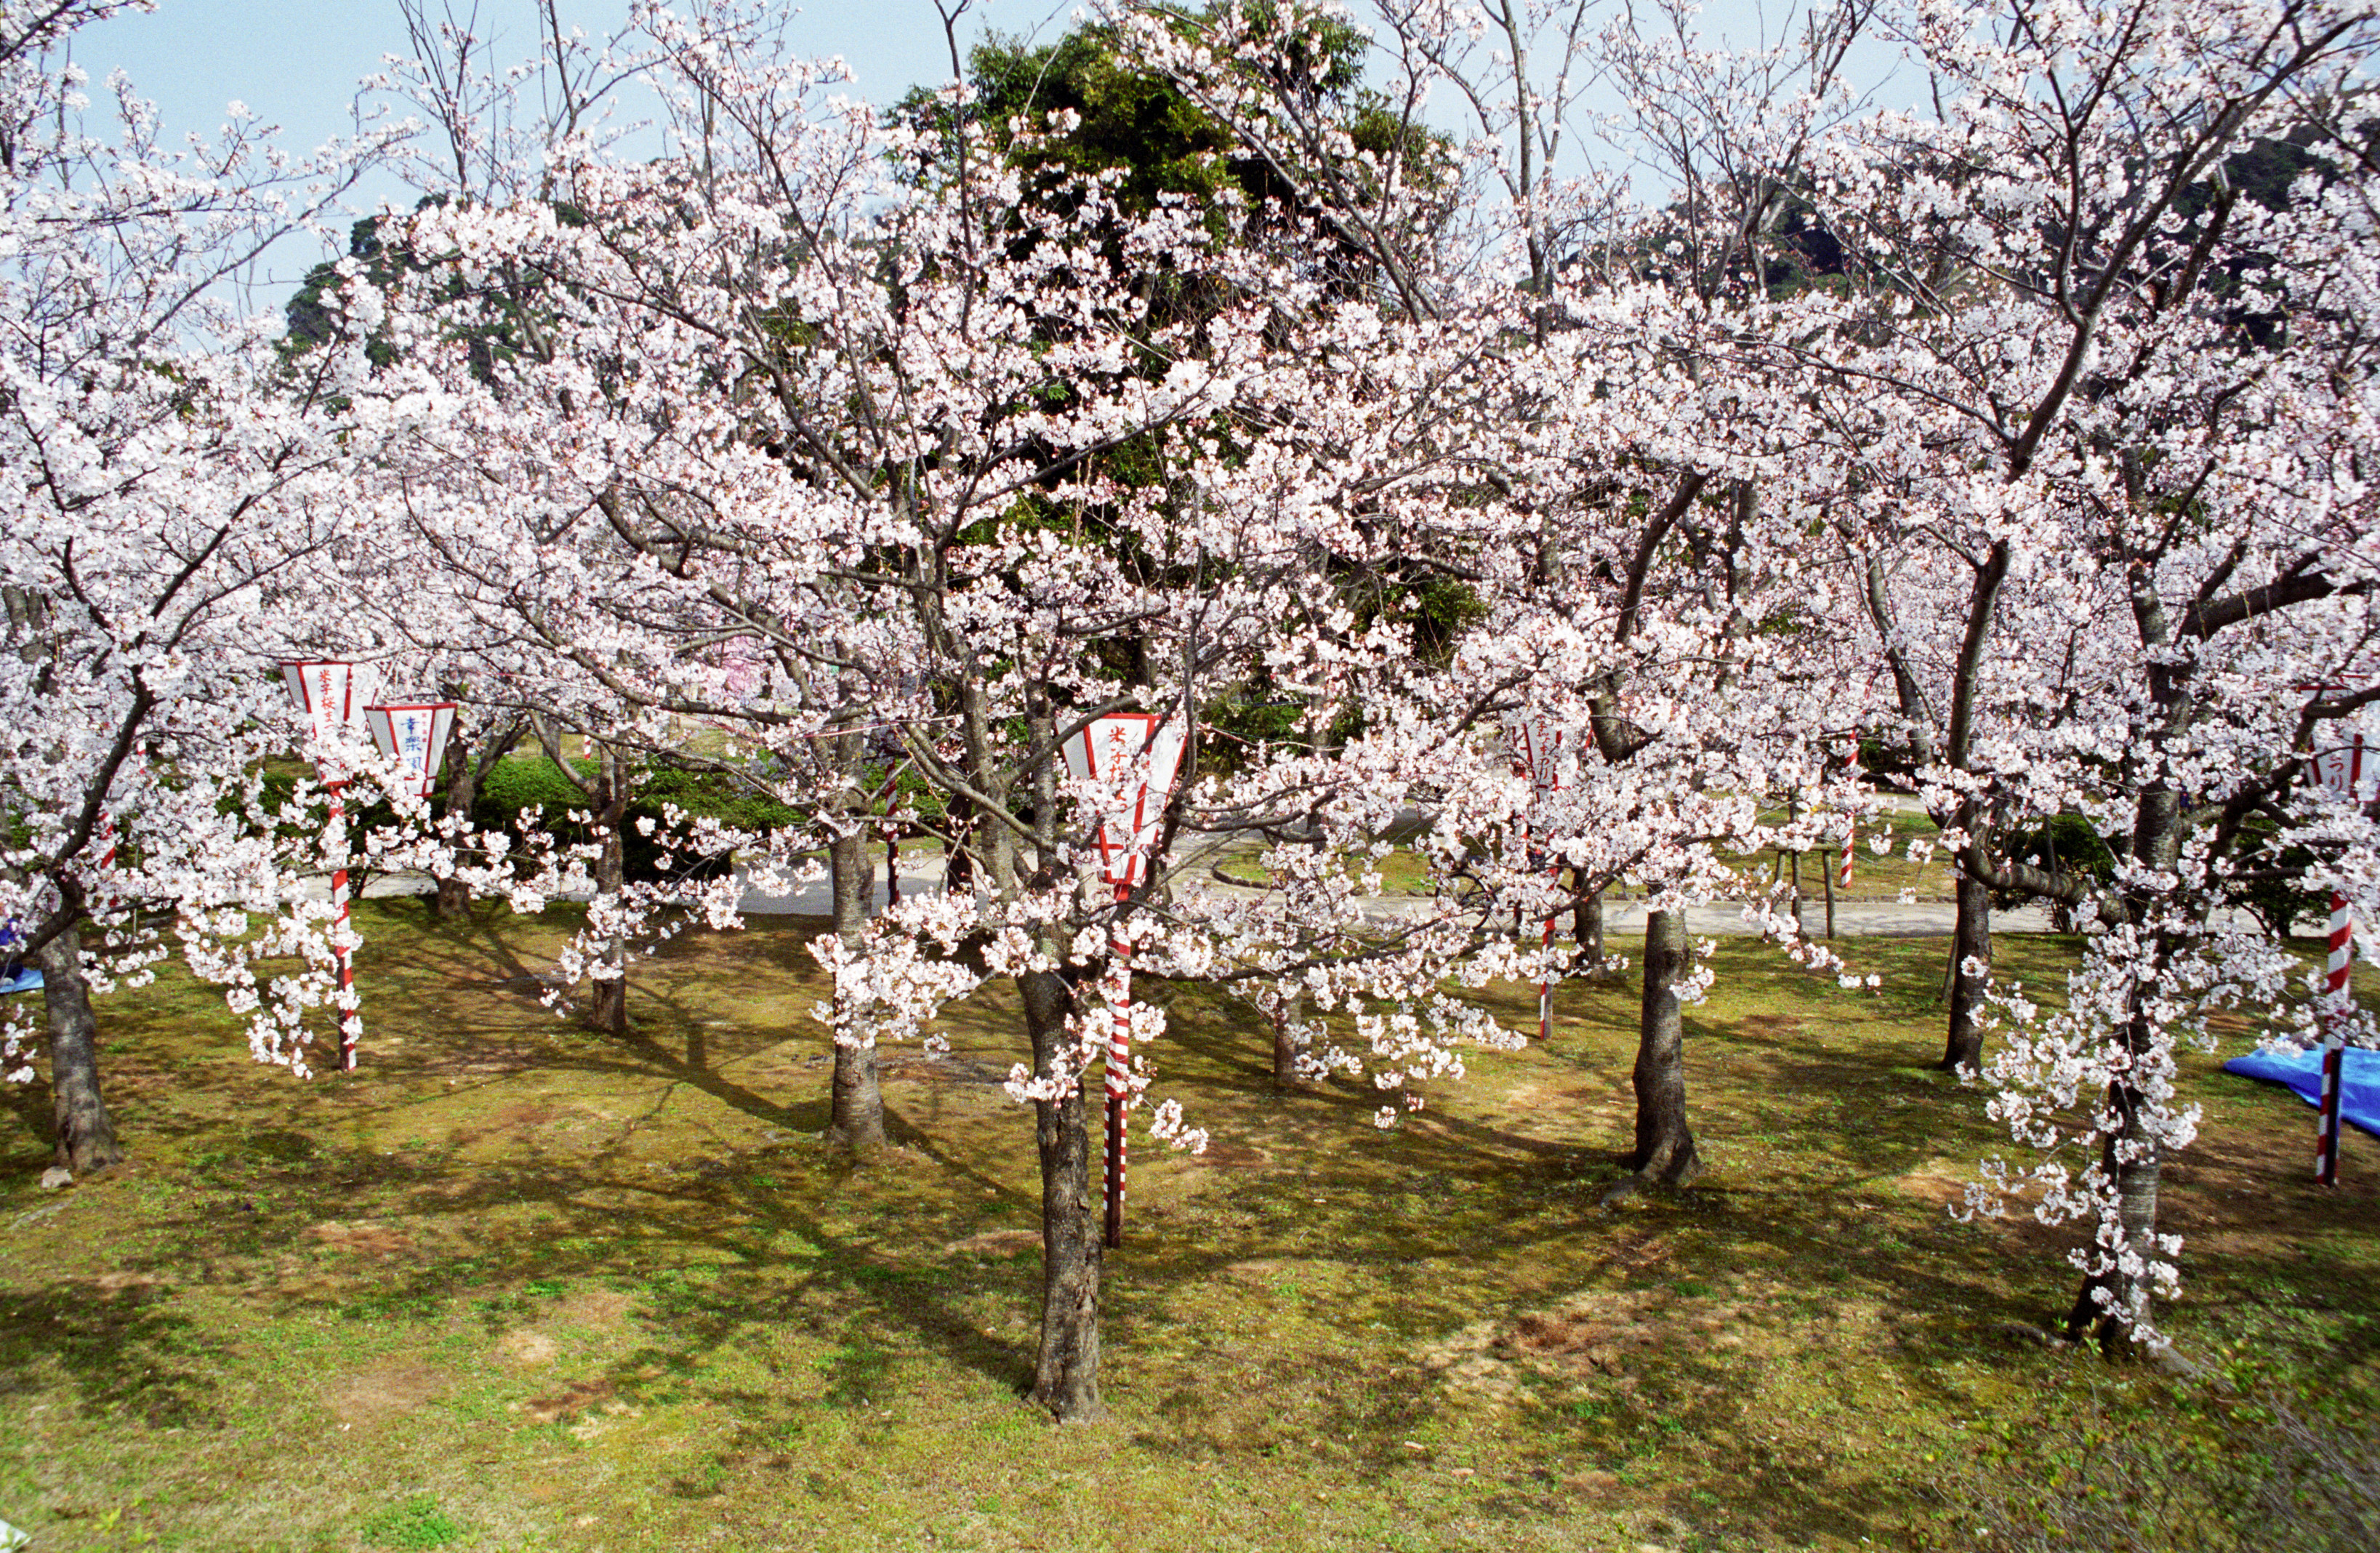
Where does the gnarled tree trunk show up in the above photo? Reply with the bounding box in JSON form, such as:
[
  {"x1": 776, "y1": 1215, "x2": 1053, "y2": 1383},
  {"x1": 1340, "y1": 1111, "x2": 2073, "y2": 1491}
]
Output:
[
  {"x1": 824, "y1": 828, "x2": 886, "y2": 1154},
  {"x1": 34, "y1": 923, "x2": 123, "y2": 1175},
  {"x1": 1022, "y1": 963, "x2": 1102, "y2": 1421},
  {"x1": 1623, "y1": 908, "x2": 1700, "y2": 1189},
  {"x1": 1570, "y1": 872, "x2": 1607, "y2": 976}
]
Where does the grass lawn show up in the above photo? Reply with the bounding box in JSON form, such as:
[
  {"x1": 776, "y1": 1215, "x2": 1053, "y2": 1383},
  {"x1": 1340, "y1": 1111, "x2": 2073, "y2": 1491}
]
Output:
[{"x1": 1, "y1": 903, "x2": 2373, "y2": 1551}]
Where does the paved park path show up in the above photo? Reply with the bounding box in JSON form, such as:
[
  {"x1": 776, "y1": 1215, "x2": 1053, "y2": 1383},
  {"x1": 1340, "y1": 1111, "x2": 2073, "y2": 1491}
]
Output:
[{"x1": 353, "y1": 852, "x2": 2046, "y2": 936}]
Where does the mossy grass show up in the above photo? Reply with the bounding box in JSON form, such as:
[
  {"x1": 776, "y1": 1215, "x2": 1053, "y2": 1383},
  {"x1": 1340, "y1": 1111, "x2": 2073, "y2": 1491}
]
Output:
[{"x1": 0, "y1": 901, "x2": 2371, "y2": 1549}]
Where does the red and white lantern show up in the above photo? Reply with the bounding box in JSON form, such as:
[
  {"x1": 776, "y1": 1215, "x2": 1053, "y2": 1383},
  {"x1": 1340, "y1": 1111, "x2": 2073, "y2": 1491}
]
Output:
[
  {"x1": 363, "y1": 702, "x2": 458, "y2": 800},
  {"x1": 280, "y1": 660, "x2": 372, "y2": 1072},
  {"x1": 1059, "y1": 713, "x2": 1188, "y2": 1250},
  {"x1": 1061, "y1": 713, "x2": 1188, "y2": 889},
  {"x1": 281, "y1": 660, "x2": 374, "y2": 755}
]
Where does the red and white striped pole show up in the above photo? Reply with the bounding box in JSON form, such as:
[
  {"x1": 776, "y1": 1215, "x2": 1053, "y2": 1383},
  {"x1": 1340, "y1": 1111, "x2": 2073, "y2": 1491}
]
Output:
[
  {"x1": 1508, "y1": 719, "x2": 1566, "y2": 1041},
  {"x1": 1104, "y1": 882, "x2": 1133, "y2": 1248},
  {"x1": 1838, "y1": 742, "x2": 1858, "y2": 894},
  {"x1": 328, "y1": 779, "x2": 359, "y2": 1071},
  {"x1": 1061, "y1": 714, "x2": 1186, "y2": 1252},
  {"x1": 284, "y1": 662, "x2": 370, "y2": 1072},
  {"x1": 2320, "y1": 889, "x2": 2350, "y2": 1187},
  {"x1": 2311, "y1": 718, "x2": 2364, "y2": 1186}
]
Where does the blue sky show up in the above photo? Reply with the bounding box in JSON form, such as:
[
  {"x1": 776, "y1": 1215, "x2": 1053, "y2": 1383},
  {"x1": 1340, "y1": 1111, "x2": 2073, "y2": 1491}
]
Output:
[
  {"x1": 73, "y1": 1, "x2": 1061, "y2": 291},
  {"x1": 69, "y1": 1, "x2": 1907, "y2": 300}
]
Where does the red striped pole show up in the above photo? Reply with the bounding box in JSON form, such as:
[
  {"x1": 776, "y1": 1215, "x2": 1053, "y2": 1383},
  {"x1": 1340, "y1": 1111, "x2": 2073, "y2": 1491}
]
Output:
[
  {"x1": 1104, "y1": 882, "x2": 1132, "y2": 1248},
  {"x1": 2320, "y1": 889, "x2": 2349, "y2": 1187},
  {"x1": 1838, "y1": 743, "x2": 1858, "y2": 892},
  {"x1": 1538, "y1": 893, "x2": 1554, "y2": 1041},
  {"x1": 329, "y1": 780, "x2": 359, "y2": 1072}
]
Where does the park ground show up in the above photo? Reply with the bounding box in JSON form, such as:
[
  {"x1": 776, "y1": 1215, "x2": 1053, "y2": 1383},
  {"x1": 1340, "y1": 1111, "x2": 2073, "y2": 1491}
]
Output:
[{"x1": 1, "y1": 902, "x2": 2375, "y2": 1552}]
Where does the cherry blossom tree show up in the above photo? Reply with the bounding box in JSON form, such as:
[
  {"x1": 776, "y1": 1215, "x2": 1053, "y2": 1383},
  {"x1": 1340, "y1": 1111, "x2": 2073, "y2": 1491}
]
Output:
[
  {"x1": 0, "y1": 0, "x2": 406, "y2": 1169},
  {"x1": 1785, "y1": 0, "x2": 2380, "y2": 1349}
]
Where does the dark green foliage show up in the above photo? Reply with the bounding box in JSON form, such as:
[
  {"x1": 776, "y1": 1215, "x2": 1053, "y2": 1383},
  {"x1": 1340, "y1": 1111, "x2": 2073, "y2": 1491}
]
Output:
[
  {"x1": 473, "y1": 758, "x2": 799, "y2": 883},
  {"x1": 358, "y1": 1493, "x2": 465, "y2": 1550}
]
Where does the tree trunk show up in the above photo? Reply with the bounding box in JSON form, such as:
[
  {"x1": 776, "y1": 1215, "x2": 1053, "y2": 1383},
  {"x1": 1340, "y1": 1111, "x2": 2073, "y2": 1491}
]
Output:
[
  {"x1": 434, "y1": 735, "x2": 483, "y2": 920},
  {"x1": 1570, "y1": 874, "x2": 1607, "y2": 976},
  {"x1": 1267, "y1": 984, "x2": 1311, "y2": 1088},
  {"x1": 824, "y1": 829, "x2": 886, "y2": 1155},
  {"x1": 33, "y1": 923, "x2": 123, "y2": 1175},
  {"x1": 1021, "y1": 965, "x2": 1103, "y2": 1421},
  {"x1": 1623, "y1": 909, "x2": 1700, "y2": 1188},
  {"x1": 1941, "y1": 870, "x2": 1992, "y2": 1073},
  {"x1": 587, "y1": 746, "x2": 629, "y2": 1038},
  {"x1": 2065, "y1": 1040, "x2": 2163, "y2": 1357},
  {"x1": 2066, "y1": 788, "x2": 2182, "y2": 1356}
]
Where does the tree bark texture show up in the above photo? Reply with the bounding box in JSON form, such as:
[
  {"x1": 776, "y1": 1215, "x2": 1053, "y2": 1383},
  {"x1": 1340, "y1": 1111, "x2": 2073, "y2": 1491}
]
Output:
[
  {"x1": 1570, "y1": 875, "x2": 1607, "y2": 975},
  {"x1": 1941, "y1": 870, "x2": 1993, "y2": 1073},
  {"x1": 824, "y1": 829, "x2": 886, "y2": 1155},
  {"x1": 2067, "y1": 788, "x2": 2183, "y2": 1355},
  {"x1": 2066, "y1": 1039, "x2": 2165, "y2": 1357},
  {"x1": 1627, "y1": 910, "x2": 1700, "y2": 1187},
  {"x1": 434, "y1": 736, "x2": 483, "y2": 921},
  {"x1": 1267, "y1": 984, "x2": 1311, "y2": 1089},
  {"x1": 34, "y1": 923, "x2": 123, "y2": 1174},
  {"x1": 1021, "y1": 965, "x2": 1103, "y2": 1421}
]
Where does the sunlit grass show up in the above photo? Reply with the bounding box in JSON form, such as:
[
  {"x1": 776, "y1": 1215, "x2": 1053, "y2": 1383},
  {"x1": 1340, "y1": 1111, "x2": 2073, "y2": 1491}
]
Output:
[{"x1": 0, "y1": 900, "x2": 2371, "y2": 1551}]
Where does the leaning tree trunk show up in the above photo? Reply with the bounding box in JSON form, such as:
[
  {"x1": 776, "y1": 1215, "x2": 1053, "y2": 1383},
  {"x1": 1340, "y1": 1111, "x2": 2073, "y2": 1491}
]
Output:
[
  {"x1": 1623, "y1": 909, "x2": 1700, "y2": 1189},
  {"x1": 1571, "y1": 871, "x2": 1607, "y2": 976},
  {"x1": 587, "y1": 746, "x2": 630, "y2": 1038},
  {"x1": 1941, "y1": 870, "x2": 1993, "y2": 1073},
  {"x1": 33, "y1": 923, "x2": 124, "y2": 1175},
  {"x1": 434, "y1": 730, "x2": 484, "y2": 920},
  {"x1": 1021, "y1": 963, "x2": 1103, "y2": 1421},
  {"x1": 824, "y1": 829, "x2": 886, "y2": 1155}
]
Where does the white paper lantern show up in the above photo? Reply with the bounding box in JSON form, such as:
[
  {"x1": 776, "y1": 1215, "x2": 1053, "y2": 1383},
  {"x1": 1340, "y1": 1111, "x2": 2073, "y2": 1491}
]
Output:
[
  {"x1": 363, "y1": 702, "x2": 459, "y2": 799},
  {"x1": 279, "y1": 660, "x2": 376, "y2": 752},
  {"x1": 1504, "y1": 716, "x2": 1568, "y2": 795},
  {"x1": 1061, "y1": 713, "x2": 1189, "y2": 888}
]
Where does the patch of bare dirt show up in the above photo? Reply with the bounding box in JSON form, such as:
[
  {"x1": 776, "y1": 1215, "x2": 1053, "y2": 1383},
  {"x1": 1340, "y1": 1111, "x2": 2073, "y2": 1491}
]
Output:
[
  {"x1": 306, "y1": 1219, "x2": 416, "y2": 1258},
  {"x1": 521, "y1": 1378, "x2": 614, "y2": 1424},
  {"x1": 552, "y1": 1288, "x2": 632, "y2": 1327},
  {"x1": 877, "y1": 1053, "x2": 1010, "y2": 1086},
  {"x1": 326, "y1": 1361, "x2": 448, "y2": 1426},
  {"x1": 1218, "y1": 1257, "x2": 1301, "y2": 1287},
  {"x1": 1198, "y1": 1139, "x2": 1271, "y2": 1169},
  {"x1": 946, "y1": 1229, "x2": 1040, "y2": 1258},
  {"x1": 499, "y1": 1330, "x2": 559, "y2": 1365}
]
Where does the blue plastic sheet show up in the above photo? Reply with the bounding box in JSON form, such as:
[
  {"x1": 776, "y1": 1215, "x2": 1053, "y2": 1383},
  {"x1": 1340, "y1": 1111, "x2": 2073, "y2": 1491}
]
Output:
[
  {"x1": 2222, "y1": 1045, "x2": 2380, "y2": 1138},
  {"x1": 0, "y1": 966, "x2": 37, "y2": 995}
]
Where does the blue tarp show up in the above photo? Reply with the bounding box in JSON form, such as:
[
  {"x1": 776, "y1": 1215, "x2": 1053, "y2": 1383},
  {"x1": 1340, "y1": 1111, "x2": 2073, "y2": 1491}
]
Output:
[
  {"x1": 2223, "y1": 1046, "x2": 2380, "y2": 1138},
  {"x1": 0, "y1": 916, "x2": 33, "y2": 993}
]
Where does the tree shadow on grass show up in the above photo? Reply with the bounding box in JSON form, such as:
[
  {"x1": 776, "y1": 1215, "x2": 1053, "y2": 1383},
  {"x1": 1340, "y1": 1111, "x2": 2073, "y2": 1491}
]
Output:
[{"x1": 0, "y1": 1275, "x2": 223, "y2": 1429}]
